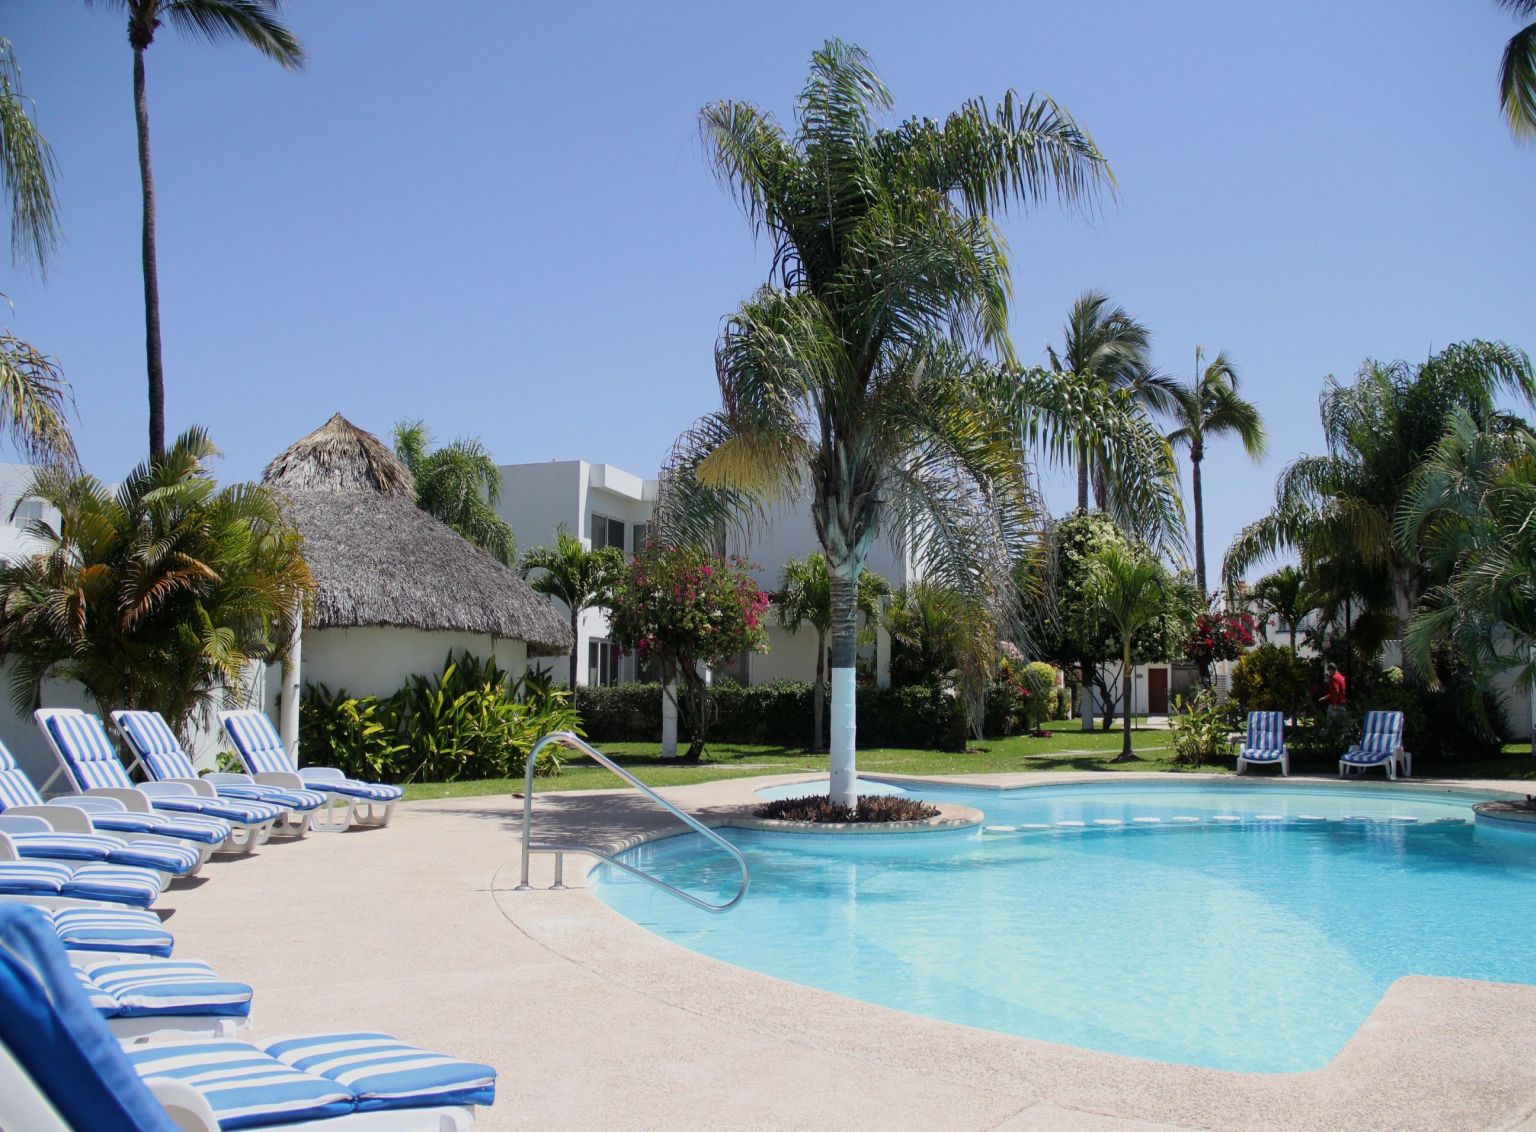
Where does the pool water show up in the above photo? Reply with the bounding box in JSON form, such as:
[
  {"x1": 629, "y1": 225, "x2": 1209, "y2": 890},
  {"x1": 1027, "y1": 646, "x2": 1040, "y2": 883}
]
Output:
[{"x1": 588, "y1": 780, "x2": 1536, "y2": 1073}]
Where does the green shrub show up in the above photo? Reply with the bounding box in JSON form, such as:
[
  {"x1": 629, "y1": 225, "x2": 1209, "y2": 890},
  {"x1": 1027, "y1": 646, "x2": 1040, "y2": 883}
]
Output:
[
  {"x1": 1230, "y1": 644, "x2": 1314, "y2": 717},
  {"x1": 300, "y1": 652, "x2": 581, "y2": 783},
  {"x1": 1168, "y1": 690, "x2": 1233, "y2": 766}
]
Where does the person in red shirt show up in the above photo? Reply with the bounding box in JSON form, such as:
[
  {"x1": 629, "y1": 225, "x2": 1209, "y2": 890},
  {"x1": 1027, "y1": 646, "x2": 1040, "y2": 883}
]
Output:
[{"x1": 1323, "y1": 663, "x2": 1348, "y2": 714}]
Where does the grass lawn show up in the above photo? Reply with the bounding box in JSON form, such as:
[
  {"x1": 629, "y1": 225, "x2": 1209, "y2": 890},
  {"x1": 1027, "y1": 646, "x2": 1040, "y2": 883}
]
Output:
[
  {"x1": 400, "y1": 724, "x2": 1536, "y2": 801},
  {"x1": 403, "y1": 720, "x2": 1182, "y2": 800}
]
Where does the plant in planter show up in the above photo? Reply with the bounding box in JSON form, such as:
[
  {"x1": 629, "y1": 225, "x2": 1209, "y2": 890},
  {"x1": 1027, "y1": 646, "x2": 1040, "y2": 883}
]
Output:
[{"x1": 607, "y1": 546, "x2": 769, "y2": 758}]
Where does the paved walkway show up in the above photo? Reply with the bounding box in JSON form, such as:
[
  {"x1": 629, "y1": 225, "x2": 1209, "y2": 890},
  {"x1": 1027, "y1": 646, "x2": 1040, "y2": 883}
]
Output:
[{"x1": 157, "y1": 772, "x2": 1536, "y2": 1131}]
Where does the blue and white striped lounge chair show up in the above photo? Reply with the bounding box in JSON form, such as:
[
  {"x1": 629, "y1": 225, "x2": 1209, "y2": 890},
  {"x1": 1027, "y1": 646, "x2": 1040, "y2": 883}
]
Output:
[
  {"x1": 0, "y1": 734, "x2": 220, "y2": 872},
  {"x1": 0, "y1": 832, "x2": 165, "y2": 908},
  {"x1": 1340, "y1": 710, "x2": 1410, "y2": 780},
  {"x1": 0, "y1": 904, "x2": 496, "y2": 1132},
  {"x1": 221, "y1": 709, "x2": 403, "y2": 831},
  {"x1": 1235, "y1": 711, "x2": 1289, "y2": 776},
  {"x1": 44, "y1": 905, "x2": 175, "y2": 957},
  {"x1": 37, "y1": 708, "x2": 282, "y2": 854},
  {"x1": 71, "y1": 952, "x2": 253, "y2": 1043},
  {"x1": 113, "y1": 709, "x2": 322, "y2": 839}
]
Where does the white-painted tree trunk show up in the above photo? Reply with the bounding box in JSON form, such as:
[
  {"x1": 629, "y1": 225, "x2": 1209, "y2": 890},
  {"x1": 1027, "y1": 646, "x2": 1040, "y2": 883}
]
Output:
[
  {"x1": 829, "y1": 666, "x2": 857, "y2": 807},
  {"x1": 660, "y1": 676, "x2": 678, "y2": 759},
  {"x1": 280, "y1": 622, "x2": 302, "y2": 761}
]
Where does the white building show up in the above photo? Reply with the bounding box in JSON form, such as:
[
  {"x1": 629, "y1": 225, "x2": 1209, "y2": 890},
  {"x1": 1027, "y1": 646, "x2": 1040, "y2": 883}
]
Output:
[{"x1": 496, "y1": 460, "x2": 912, "y2": 688}]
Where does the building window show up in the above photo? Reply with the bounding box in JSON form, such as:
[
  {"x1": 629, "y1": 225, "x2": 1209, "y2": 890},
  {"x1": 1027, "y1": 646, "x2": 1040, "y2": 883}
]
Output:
[
  {"x1": 631, "y1": 521, "x2": 651, "y2": 554},
  {"x1": 590, "y1": 513, "x2": 625, "y2": 550},
  {"x1": 588, "y1": 638, "x2": 620, "y2": 686},
  {"x1": 10, "y1": 499, "x2": 43, "y2": 524}
]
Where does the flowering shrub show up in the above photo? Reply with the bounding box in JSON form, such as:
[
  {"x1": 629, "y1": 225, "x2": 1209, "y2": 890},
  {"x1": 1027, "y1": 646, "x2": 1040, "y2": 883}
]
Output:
[
  {"x1": 607, "y1": 546, "x2": 769, "y2": 756},
  {"x1": 986, "y1": 653, "x2": 1058, "y2": 736},
  {"x1": 1183, "y1": 610, "x2": 1256, "y2": 669}
]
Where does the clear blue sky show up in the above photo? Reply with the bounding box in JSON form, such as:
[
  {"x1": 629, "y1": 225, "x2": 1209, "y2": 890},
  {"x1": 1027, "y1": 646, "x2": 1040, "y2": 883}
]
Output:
[{"x1": 5, "y1": 1, "x2": 1533, "y2": 580}]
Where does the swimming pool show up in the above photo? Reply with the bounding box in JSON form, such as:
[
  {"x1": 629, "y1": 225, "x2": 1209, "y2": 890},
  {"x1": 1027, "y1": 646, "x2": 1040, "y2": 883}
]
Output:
[{"x1": 588, "y1": 779, "x2": 1536, "y2": 1073}]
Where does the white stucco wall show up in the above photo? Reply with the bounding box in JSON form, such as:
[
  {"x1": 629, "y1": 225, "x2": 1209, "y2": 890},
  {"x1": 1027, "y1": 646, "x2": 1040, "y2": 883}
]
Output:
[
  {"x1": 294, "y1": 626, "x2": 529, "y2": 702},
  {"x1": 0, "y1": 462, "x2": 56, "y2": 564}
]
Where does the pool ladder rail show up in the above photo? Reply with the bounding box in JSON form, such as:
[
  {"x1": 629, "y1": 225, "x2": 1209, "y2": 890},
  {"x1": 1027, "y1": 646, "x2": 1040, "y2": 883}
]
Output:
[{"x1": 514, "y1": 731, "x2": 750, "y2": 914}]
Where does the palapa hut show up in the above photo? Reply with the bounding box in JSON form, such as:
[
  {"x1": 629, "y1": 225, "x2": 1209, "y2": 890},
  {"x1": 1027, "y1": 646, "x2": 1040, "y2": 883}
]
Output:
[{"x1": 263, "y1": 414, "x2": 572, "y2": 717}]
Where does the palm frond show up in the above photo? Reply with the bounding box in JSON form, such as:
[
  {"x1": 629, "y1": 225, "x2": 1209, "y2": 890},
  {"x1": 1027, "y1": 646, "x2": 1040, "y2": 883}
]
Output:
[
  {"x1": 0, "y1": 38, "x2": 60, "y2": 273},
  {"x1": 162, "y1": 0, "x2": 305, "y2": 67},
  {"x1": 1500, "y1": 15, "x2": 1536, "y2": 138}
]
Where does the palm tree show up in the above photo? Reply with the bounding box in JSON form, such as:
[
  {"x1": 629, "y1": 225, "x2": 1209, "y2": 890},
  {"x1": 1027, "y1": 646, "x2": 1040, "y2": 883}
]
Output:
[
  {"x1": 1396, "y1": 408, "x2": 1536, "y2": 688},
  {"x1": 1046, "y1": 292, "x2": 1173, "y2": 512},
  {"x1": 1498, "y1": 0, "x2": 1536, "y2": 137},
  {"x1": 1087, "y1": 542, "x2": 1171, "y2": 761},
  {"x1": 87, "y1": 0, "x2": 304, "y2": 461},
  {"x1": 1248, "y1": 564, "x2": 1317, "y2": 652},
  {"x1": 1166, "y1": 347, "x2": 1266, "y2": 596},
  {"x1": 0, "y1": 427, "x2": 309, "y2": 735},
  {"x1": 0, "y1": 39, "x2": 76, "y2": 468},
  {"x1": 1224, "y1": 341, "x2": 1535, "y2": 640},
  {"x1": 519, "y1": 527, "x2": 626, "y2": 689},
  {"x1": 776, "y1": 552, "x2": 888, "y2": 751},
  {"x1": 393, "y1": 419, "x2": 516, "y2": 564},
  {"x1": 657, "y1": 40, "x2": 1124, "y2": 806}
]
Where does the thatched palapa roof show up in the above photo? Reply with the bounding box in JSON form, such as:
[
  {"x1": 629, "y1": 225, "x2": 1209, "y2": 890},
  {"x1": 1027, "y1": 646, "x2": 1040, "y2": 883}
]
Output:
[{"x1": 264, "y1": 414, "x2": 572, "y2": 656}]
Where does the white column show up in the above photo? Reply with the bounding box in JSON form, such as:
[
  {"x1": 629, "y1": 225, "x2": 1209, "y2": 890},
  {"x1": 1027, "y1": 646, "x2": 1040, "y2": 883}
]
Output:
[
  {"x1": 829, "y1": 666, "x2": 857, "y2": 807},
  {"x1": 660, "y1": 676, "x2": 678, "y2": 759},
  {"x1": 280, "y1": 621, "x2": 302, "y2": 761}
]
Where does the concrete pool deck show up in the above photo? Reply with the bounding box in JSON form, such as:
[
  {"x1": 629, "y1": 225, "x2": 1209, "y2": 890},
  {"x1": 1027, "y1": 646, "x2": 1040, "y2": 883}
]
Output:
[{"x1": 157, "y1": 771, "x2": 1536, "y2": 1130}]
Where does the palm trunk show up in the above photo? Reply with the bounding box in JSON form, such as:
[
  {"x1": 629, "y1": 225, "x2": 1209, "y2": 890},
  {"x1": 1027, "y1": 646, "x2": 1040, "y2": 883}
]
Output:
[
  {"x1": 827, "y1": 562, "x2": 859, "y2": 808},
  {"x1": 811, "y1": 630, "x2": 826, "y2": 752},
  {"x1": 1076, "y1": 443, "x2": 1090, "y2": 512},
  {"x1": 1289, "y1": 622, "x2": 1298, "y2": 652},
  {"x1": 133, "y1": 47, "x2": 166, "y2": 463},
  {"x1": 568, "y1": 609, "x2": 579, "y2": 688},
  {"x1": 1191, "y1": 447, "x2": 1206, "y2": 596},
  {"x1": 1114, "y1": 637, "x2": 1139, "y2": 761}
]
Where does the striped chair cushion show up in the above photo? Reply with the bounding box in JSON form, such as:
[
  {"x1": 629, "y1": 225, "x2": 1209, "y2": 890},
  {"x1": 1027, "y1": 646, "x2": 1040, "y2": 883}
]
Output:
[
  {"x1": 298, "y1": 773, "x2": 404, "y2": 803},
  {"x1": 61, "y1": 864, "x2": 163, "y2": 908},
  {"x1": 1239, "y1": 746, "x2": 1284, "y2": 761},
  {"x1": 0, "y1": 859, "x2": 74, "y2": 895},
  {"x1": 8, "y1": 832, "x2": 198, "y2": 875},
  {"x1": 221, "y1": 712, "x2": 294, "y2": 776},
  {"x1": 45, "y1": 712, "x2": 137, "y2": 791},
  {"x1": 1244, "y1": 712, "x2": 1285, "y2": 753},
  {"x1": 128, "y1": 1041, "x2": 355, "y2": 1129},
  {"x1": 86, "y1": 809, "x2": 230, "y2": 846},
  {"x1": 49, "y1": 908, "x2": 173, "y2": 957},
  {"x1": 73, "y1": 966, "x2": 120, "y2": 1013},
  {"x1": 114, "y1": 711, "x2": 200, "y2": 781},
  {"x1": 216, "y1": 781, "x2": 327, "y2": 811},
  {"x1": 266, "y1": 1032, "x2": 497, "y2": 1111},
  {"x1": 75, "y1": 957, "x2": 251, "y2": 1018},
  {"x1": 1352, "y1": 711, "x2": 1404, "y2": 756},
  {"x1": 144, "y1": 794, "x2": 284, "y2": 825},
  {"x1": 0, "y1": 737, "x2": 47, "y2": 810}
]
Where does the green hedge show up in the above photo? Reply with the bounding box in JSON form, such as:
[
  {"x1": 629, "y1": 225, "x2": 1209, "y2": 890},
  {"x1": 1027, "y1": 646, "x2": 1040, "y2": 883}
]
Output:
[{"x1": 576, "y1": 680, "x2": 968, "y2": 751}]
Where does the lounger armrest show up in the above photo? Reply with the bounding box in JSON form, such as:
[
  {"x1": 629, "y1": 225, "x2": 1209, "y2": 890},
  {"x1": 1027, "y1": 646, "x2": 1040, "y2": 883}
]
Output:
[
  {"x1": 298, "y1": 766, "x2": 346, "y2": 783},
  {"x1": 145, "y1": 1077, "x2": 220, "y2": 1132},
  {"x1": 202, "y1": 772, "x2": 255, "y2": 787},
  {"x1": 139, "y1": 782, "x2": 198, "y2": 800},
  {"x1": 252, "y1": 770, "x2": 305, "y2": 790},
  {"x1": 52, "y1": 795, "x2": 127, "y2": 816},
  {"x1": 82, "y1": 788, "x2": 153, "y2": 813},
  {"x1": 0, "y1": 831, "x2": 18, "y2": 860},
  {"x1": 155, "y1": 776, "x2": 217, "y2": 798},
  {"x1": 2, "y1": 804, "x2": 95, "y2": 835},
  {"x1": 0, "y1": 814, "x2": 55, "y2": 836}
]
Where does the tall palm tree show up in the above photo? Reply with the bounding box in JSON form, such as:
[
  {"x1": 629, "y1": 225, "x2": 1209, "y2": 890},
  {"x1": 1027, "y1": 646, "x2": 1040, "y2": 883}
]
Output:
[
  {"x1": 0, "y1": 39, "x2": 76, "y2": 468},
  {"x1": 776, "y1": 552, "x2": 888, "y2": 752},
  {"x1": 1396, "y1": 408, "x2": 1536, "y2": 688},
  {"x1": 1046, "y1": 292, "x2": 1173, "y2": 512},
  {"x1": 1087, "y1": 542, "x2": 1171, "y2": 761},
  {"x1": 519, "y1": 527, "x2": 626, "y2": 689},
  {"x1": 1167, "y1": 347, "x2": 1266, "y2": 596},
  {"x1": 1248, "y1": 564, "x2": 1317, "y2": 651},
  {"x1": 0, "y1": 427, "x2": 309, "y2": 735},
  {"x1": 1499, "y1": 0, "x2": 1536, "y2": 137},
  {"x1": 393, "y1": 420, "x2": 516, "y2": 564},
  {"x1": 657, "y1": 40, "x2": 1122, "y2": 806},
  {"x1": 87, "y1": 0, "x2": 304, "y2": 461},
  {"x1": 1223, "y1": 341, "x2": 1535, "y2": 638}
]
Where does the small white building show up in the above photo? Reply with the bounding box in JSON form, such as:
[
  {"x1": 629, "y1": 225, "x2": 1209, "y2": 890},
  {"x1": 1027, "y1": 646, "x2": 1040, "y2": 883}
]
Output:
[{"x1": 496, "y1": 460, "x2": 912, "y2": 688}]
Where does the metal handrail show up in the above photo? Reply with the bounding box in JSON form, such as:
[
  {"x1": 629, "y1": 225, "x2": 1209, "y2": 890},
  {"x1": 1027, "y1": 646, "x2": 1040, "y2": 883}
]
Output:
[{"x1": 513, "y1": 731, "x2": 749, "y2": 914}]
